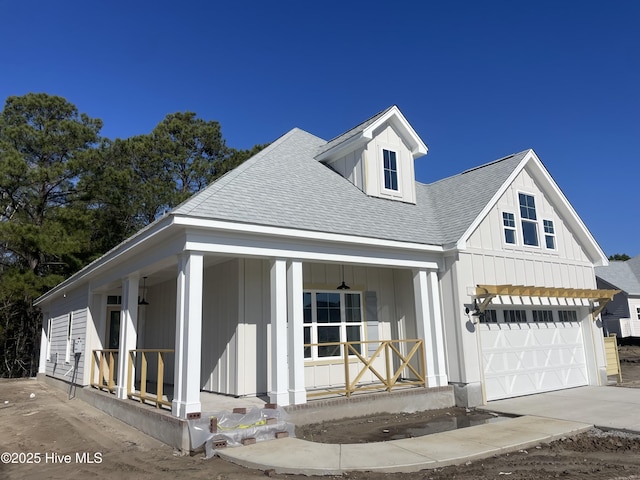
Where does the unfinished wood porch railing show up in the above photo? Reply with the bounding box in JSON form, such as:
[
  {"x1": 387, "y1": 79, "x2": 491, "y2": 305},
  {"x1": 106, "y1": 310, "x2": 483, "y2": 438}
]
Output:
[
  {"x1": 90, "y1": 349, "x2": 119, "y2": 393},
  {"x1": 127, "y1": 349, "x2": 174, "y2": 409},
  {"x1": 305, "y1": 339, "x2": 426, "y2": 399}
]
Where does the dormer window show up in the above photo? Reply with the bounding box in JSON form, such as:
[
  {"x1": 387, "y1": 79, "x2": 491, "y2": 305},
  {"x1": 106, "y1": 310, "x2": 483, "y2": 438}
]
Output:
[{"x1": 383, "y1": 149, "x2": 398, "y2": 191}]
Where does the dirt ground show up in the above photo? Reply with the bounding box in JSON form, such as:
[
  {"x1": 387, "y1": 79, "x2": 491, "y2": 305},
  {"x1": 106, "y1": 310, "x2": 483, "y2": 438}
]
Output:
[{"x1": 2, "y1": 345, "x2": 640, "y2": 480}]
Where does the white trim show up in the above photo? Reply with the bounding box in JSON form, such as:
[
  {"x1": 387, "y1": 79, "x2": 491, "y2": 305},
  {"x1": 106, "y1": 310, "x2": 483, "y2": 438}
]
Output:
[
  {"x1": 46, "y1": 317, "x2": 52, "y2": 362},
  {"x1": 175, "y1": 217, "x2": 442, "y2": 253},
  {"x1": 362, "y1": 106, "x2": 428, "y2": 159},
  {"x1": 65, "y1": 312, "x2": 73, "y2": 364},
  {"x1": 317, "y1": 106, "x2": 428, "y2": 163},
  {"x1": 379, "y1": 147, "x2": 403, "y2": 198},
  {"x1": 269, "y1": 259, "x2": 289, "y2": 405}
]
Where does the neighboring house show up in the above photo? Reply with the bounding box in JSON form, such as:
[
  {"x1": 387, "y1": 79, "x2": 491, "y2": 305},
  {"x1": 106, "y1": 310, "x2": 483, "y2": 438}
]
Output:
[
  {"x1": 35, "y1": 106, "x2": 616, "y2": 423},
  {"x1": 596, "y1": 255, "x2": 640, "y2": 338}
]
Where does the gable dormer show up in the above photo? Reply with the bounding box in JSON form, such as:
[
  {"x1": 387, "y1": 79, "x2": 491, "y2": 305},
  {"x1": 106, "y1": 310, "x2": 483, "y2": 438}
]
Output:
[{"x1": 316, "y1": 106, "x2": 428, "y2": 204}]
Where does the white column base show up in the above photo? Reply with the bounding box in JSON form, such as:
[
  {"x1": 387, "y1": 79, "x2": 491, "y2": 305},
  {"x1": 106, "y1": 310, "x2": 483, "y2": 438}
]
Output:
[
  {"x1": 172, "y1": 399, "x2": 202, "y2": 419},
  {"x1": 269, "y1": 390, "x2": 290, "y2": 406},
  {"x1": 432, "y1": 374, "x2": 448, "y2": 387},
  {"x1": 116, "y1": 385, "x2": 127, "y2": 400},
  {"x1": 288, "y1": 388, "x2": 307, "y2": 405}
]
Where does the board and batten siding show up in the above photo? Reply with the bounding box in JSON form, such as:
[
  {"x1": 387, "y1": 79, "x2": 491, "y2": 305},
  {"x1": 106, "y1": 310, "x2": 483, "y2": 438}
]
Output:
[
  {"x1": 202, "y1": 259, "x2": 240, "y2": 395},
  {"x1": 139, "y1": 278, "x2": 177, "y2": 388},
  {"x1": 326, "y1": 145, "x2": 366, "y2": 192},
  {"x1": 43, "y1": 286, "x2": 89, "y2": 384},
  {"x1": 467, "y1": 168, "x2": 592, "y2": 266}
]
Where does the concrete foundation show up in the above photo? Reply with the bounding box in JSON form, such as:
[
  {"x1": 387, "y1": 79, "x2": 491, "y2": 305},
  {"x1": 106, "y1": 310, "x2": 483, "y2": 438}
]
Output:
[
  {"x1": 38, "y1": 374, "x2": 190, "y2": 451},
  {"x1": 453, "y1": 382, "x2": 483, "y2": 408},
  {"x1": 285, "y1": 386, "x2": 454, "y2": 425},
  {"x1": 39, "y1": 374, "x2": 454, "y2": 451}
]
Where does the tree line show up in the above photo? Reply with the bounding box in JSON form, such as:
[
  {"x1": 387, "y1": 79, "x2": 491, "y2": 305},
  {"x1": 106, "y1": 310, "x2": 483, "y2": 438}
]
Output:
[{"x1": 0, "y1": 93, "x2": 266, "y2": 377}]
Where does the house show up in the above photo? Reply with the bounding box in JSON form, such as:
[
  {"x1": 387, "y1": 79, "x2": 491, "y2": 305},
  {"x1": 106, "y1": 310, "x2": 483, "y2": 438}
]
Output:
[
  {"x1": 595, "y1": 255, "x2": 640, "y2": 338},
  {"x1": 35, "y1": 106, "x2": 616, "y2": 428}
]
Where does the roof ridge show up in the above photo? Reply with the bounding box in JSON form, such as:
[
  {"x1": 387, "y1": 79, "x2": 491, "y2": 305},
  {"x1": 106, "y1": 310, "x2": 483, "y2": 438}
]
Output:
[
  {"x1": 324, "y1": 105, "x2": 395, "y2": 144},
  {"x1": 418, "y1": 149, "x2": 531, "y2": 187}
]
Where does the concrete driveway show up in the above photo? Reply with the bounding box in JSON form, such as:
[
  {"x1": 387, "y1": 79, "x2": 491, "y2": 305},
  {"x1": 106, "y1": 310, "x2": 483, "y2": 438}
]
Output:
[{"x1": 481, "y1": 385, "x2": 640, "y2": 432}]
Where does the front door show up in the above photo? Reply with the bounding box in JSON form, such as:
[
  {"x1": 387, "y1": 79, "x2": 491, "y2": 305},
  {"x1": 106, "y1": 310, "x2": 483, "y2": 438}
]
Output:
[{"x1": 107, "y1": 309, "x2": 120, "y2": 350}]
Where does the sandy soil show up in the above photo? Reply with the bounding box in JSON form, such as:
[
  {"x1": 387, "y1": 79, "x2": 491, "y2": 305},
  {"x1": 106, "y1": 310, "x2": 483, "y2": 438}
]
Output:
[{"x1": 2, "y1": 345, "x2": 640, "y2": 480}]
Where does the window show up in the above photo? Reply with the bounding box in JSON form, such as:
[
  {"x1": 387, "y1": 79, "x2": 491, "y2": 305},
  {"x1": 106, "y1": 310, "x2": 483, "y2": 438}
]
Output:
[
  {"x1": 107, "y1": 295, "x2": 122, "y2": 305},
  {"x1": 504, "y1": 309, "x2": 527, "y2": 323},
  {"x1": 383, "y1": 149, "x2": 398, "y2": 191},
  {"x1": 636, "y1": 306, "x2": 640, "y2": 321},
  {"x1": 303, "y1": 291, "x2": 364, "y2": 360},
  {"x1": 502, "y1": 212, "x2": 516, "y2": 244},
  {"x1": 533, "y1": 310, "x2": 554, "y2": 322},
  {"x1": 480, "y1": 309, "x2": 498, "y2": 323},
  {"x1": 543, "y1": 220, "x2": 556, "y2": 249},
  {"x1": 519, "y1": 193, "x2": 539, "y2": 246},
  {"x1": 558, "y1": 310, "x2": 578, "y2": 322}
]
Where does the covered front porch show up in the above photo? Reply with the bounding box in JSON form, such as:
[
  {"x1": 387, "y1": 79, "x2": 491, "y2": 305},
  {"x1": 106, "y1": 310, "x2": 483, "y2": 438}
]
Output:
[{"x1": 87, "y1": 243, "x2": 448, "y2": 420}]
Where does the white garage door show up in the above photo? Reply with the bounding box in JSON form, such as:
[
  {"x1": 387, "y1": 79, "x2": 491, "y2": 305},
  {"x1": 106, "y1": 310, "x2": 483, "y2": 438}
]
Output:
[{"x1": 480, "y1": 310, "x2": 588, "y2": 401}]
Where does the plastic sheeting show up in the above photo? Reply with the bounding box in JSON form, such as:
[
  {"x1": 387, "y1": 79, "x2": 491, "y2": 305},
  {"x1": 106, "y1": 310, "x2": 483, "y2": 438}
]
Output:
[{"x1": 188, "y1": 405, "x2": 295, "y2": 458}]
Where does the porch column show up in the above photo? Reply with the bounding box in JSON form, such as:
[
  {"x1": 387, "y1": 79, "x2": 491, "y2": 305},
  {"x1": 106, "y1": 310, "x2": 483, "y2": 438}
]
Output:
[
  {"x1": 116, "y1": 275, "x2": 139, "y2": 399},
  {"x1": 270, "y1": 258, "x2": 289, "y2": 405},
  {"x1": 287, "y1": 260, "x2": 306, "y2": 405},
  {"x1": 428, "y1": 270, "x2": 448, "y2": 386},
  {"x1": 413, "y1": 268, "x2": 438, "y2": 387},
  {"x1": 172, "y1": 252, "x2": 203, "y2": 418},
  {"x1": 38, "y1": 317, "x2": 48, "y2": 374}
]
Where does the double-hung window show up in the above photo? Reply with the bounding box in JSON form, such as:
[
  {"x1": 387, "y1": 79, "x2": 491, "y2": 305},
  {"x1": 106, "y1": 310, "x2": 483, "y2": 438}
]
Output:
[
  {"x1": 383, "y1": 149, "x2": 398, "y2": 191},
  {"x1": 636, "y1": 306, "x2": 640, "y2": 321},
  {"x1": 502, "y1": 212, "x2": 516, "y2": 244},
  {"x1": 519, "y1": 193, "x2": 539, "y2": 246},
  {"x1": 543, "y1": 220, "x2": 556, "y2": 249},
  {"x1": 303, "y1": 291, "x2": 364, "y2": 360}
]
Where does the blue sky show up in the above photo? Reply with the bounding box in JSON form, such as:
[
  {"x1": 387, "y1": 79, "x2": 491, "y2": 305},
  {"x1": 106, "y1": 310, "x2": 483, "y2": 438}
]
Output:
[{"x1": 2, "y1": 1, "x2": 638, "y2": 257}]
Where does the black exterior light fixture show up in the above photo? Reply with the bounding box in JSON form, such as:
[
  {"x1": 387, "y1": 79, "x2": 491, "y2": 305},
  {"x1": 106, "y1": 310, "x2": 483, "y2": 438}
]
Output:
[
  {"x1": 138, "y1": 276, "x2": 150, "y2": 305},
  {"x1": 336, "y1": 265, "x2": 350, "y2": 290}
]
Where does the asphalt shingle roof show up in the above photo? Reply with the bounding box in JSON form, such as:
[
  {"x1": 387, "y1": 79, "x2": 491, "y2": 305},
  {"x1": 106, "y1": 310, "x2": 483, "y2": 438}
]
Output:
[
  {"x1": 596, "y1": 256, "x2": 640, "y2": 295},
  {"x1": 173, "y1": 126, "x2": 530, "y2": 247}
]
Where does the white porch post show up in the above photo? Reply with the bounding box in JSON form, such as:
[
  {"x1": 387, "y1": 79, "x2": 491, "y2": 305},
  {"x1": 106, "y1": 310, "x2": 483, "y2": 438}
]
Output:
[
  {"x1": 116, "y1": 275, "x2": 139, "y2": 399},
  {"x1": 270, "y1": 258, "x2": 289, "y2": 405},
  {"x1": 428, "y1": 270, "x2": 448, "y2": 386},
  {"x1": 287, "y1": 259, "x2": 306, "y2": 405},
  {"x1": 413, "y1": 268, "x2": 438, "y2": 387},
  {"x1": 38, "y1": 317, "x2": 48, "y2": 374},
  {"x1": 172, "y1": 252, "x2": 203, "y2": 418}
]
